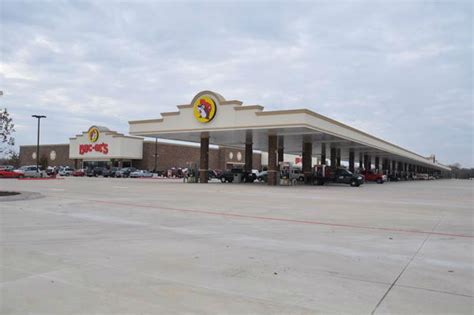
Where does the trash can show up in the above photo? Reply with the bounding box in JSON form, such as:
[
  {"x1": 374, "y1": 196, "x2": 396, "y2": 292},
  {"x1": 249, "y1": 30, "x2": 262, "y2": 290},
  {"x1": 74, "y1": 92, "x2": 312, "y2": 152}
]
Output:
[
  {"x1": 280, "y1": 177, "x2": 290, "y2": 186},
  {"x1": 233, "y1": 173, "x2": 242, "y2": 183}
]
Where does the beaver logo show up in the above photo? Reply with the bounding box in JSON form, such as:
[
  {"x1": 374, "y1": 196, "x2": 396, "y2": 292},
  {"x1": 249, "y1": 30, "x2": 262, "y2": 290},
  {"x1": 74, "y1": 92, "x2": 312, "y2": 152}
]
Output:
[
  {"x1": 87, "y1": 127, "x2": 100, "y2": 143},
  {"x1": 197, "y1": 99, "x2": 212, "y2": 119},
  {"x1": 193, "y1": 96, "x2": 216, "y2": 123}
]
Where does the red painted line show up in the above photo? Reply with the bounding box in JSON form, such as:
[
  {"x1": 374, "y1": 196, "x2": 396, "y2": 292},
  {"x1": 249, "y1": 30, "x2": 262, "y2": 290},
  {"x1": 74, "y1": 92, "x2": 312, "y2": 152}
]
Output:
[
  {"x1": 17, "y1": 178, "x2": 64, "y2": 181},
  {"x1": 91, "y1": 199, "x2": 473, "y2": 239},
  {"x1": 135, "y1": 177, "x2": 182, "y2": 180}
]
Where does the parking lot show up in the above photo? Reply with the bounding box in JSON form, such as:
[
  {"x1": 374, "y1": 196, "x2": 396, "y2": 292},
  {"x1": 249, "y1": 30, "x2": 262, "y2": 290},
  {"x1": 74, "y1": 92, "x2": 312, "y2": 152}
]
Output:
[{"x1": 1, "y1": 178, "x2": 473, "y2": 314}]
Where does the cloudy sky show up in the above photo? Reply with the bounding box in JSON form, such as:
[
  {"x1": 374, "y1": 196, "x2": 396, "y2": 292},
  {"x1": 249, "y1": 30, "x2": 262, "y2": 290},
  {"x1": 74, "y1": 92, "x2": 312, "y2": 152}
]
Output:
[{"x1": 1, "y1": 0, "x2": 472, "y2": 166}]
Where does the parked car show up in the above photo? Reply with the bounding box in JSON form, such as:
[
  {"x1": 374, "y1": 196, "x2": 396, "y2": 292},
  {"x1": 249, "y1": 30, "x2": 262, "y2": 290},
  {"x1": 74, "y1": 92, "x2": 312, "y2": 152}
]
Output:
[
  {"x1": 14, "y1": 165, "x2": 47, "y2": 178},
  {"x1": 242, "y1": 171, "x2": 257, "y2": 183},
  {"x1": 108, "y1": 167, "x2": 120, "y2": 178},
  {"x1": 102, "y1": 168, "x2": 112, "y2": 177},
  {"x1": 130, "y1": 170, "x2": 154, "y2": 178},
  {"x1": 218, "y1": 168, "x2": 256, "y2": 183},
  {"x1": 0, "y1": 169, "x2": 23, "y2": 178},
  {"x1": 86, "y1": 167, "x2": 106, "y2": 177},
  {"x1": 388, "y1": 174, "x2": 401, "y2": 181},
  {"x1": 313, "y1": 166, "x2": 364, "y2": 187},
  {"x1": 256, "y1": 170, "x2": 268, "y2": 182},
  {"x1": 207, "y1": 170, "x2": 220, "y2": 180},
  {"x1": 114, "y1": 168, "x2": 123, "y2": 178},
  {"x1": 46, "y1": 166, "x2": 57, "y2": 176},
  {"x1": 288, "y1": 168, "x2": 305, "y2": 182},
  {"x1": 72, "y1": 169, "x2": 85, "y2": 177},
  {"x1": 58, "y1": 167, "x2": 74, "y2": 176},
  {"x1": 219, "y1": 170, "x2": 235, "y2": 183},
  {"x1": 415, "y1": 173, "x2": 429, "y2": 180},
  {"x1": 164, "y1": 167, "x2": 184, "y2": 178},
  {"x1": 360, "y1": 170, "x2": 386, "y2": 184},
  {"x1": 85, "y1": 168, "x2": 95, "y2": 177},
  {"x1": 115, "y1": 167, "x2": 137, "y2": 178},
  {"x1": 0, "y1": 165, "x2": 15, "y2": 171}
]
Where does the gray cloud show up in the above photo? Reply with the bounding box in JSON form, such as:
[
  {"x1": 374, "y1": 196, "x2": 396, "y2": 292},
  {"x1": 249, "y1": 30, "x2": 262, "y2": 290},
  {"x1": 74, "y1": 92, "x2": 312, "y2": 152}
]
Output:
[{"x1": 1, "y1": 0, "x2": 472, "y2": 166}]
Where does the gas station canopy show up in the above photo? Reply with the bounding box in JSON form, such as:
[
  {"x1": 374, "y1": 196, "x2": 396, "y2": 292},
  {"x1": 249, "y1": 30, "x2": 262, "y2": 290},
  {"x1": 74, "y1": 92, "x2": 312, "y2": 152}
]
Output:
[{"x1": 129, "y1": 91, "x2": 449, "y2": 172}]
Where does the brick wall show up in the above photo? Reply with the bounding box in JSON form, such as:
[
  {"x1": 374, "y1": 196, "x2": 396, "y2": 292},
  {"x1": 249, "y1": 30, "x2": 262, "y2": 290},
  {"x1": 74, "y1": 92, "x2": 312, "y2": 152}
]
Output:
[
  {"x1": 19, "y1": 144, "x2": 76, "y2": 168},
  {"x1": 218, "y1": 147, "x2": 262, "y2": 170},
  {"x1": 19, "y1": 142, "x2": 262, "y2": 171},
  {"x1": 135, "y1": 141, "x2": 220, "y2": 171}
]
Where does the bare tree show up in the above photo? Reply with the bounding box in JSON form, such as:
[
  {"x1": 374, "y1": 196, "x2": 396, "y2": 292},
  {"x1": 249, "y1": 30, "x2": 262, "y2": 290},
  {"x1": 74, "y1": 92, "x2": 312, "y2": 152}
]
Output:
[
  {"x1": 0, "y1": 108, "x2": 15, "y2": 155},
  {"x1": 448, "y1": 163, "x2": 474, "y2": 179}
]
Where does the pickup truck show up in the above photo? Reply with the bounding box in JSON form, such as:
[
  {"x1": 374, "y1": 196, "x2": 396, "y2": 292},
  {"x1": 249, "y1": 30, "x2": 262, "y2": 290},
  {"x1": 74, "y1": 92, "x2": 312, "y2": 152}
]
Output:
[
  {"x1": 312, "y1": 165, "x2": 364, "y2": 187},
  {"x1": 360, "y1": 170, "x2": 386, "y2": 184},
  {"x1": 219, "y1": 168, "x2": 256, "y2": 183}
]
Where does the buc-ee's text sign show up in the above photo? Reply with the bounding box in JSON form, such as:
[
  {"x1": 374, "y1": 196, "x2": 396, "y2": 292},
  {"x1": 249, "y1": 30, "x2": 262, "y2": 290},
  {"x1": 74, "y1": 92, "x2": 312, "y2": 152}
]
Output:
[{"x1": 79, "y1": 126, "x2": 109, "y2": 155}]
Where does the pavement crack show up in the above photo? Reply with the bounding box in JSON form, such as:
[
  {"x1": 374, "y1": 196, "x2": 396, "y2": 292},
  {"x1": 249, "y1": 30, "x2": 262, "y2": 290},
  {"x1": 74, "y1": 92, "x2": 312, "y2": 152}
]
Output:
[{"x1": 371, "y1": 216, "x2": 444, "y2": 314}]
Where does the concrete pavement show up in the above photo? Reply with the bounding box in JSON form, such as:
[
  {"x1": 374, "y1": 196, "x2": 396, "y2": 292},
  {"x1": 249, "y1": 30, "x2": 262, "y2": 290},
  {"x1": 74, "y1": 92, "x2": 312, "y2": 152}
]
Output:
[{"x1": 0, "y1": 178, "x2": 472, "y2": 314}]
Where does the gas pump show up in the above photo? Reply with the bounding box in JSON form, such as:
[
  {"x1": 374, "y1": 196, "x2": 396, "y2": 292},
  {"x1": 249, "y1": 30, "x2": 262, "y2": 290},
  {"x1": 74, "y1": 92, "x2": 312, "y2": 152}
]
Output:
[
  {"x1": 185, "y1": 162, "x2": 198, "y2": 183},
  {"x1": 279, "y1": 161, "x2": 292, "y2": 186}
]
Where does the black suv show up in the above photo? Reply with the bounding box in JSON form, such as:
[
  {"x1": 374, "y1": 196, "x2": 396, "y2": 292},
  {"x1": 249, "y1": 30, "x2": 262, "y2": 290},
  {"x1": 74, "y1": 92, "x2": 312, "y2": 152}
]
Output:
[
  {"x1": 313, "y1": 167, "x2": 364, "y2": 187},
  {"x1": 117, "y1": 167, "x2": 136, "y2": 178},
  {"x1": 86, "y1": 167, "x2": 105, "y2": 177}
]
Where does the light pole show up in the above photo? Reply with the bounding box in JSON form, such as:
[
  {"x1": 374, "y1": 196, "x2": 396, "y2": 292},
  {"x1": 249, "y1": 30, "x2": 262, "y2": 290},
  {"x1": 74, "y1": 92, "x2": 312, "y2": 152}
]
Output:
[{"x1": 32, "y1": 115, "x2": 46, "y2": 173}]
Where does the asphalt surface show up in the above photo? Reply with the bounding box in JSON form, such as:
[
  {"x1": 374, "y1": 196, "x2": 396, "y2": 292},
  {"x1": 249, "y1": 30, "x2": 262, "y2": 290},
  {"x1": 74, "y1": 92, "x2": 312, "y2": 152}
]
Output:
[{"x1": 1, "y1": 177, "x2": 473, "y2": 314}]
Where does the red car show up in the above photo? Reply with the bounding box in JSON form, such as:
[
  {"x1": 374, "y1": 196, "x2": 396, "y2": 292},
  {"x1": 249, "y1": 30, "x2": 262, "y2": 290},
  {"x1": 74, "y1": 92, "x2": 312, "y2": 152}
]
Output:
[
  {"x1": 0, "y1": 170, "x2": 23, "y2": 178},
  {"x1": 72, "y1": 169, "x2": 85, "y2": 177},
  {"x1": 360, "y1": 170, "x2": 386, "y2": 184}
]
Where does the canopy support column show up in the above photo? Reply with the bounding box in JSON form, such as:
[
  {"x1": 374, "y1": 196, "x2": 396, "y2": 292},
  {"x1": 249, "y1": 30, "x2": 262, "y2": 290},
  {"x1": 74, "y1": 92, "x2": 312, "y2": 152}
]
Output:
[
  {"x1": 330, "y1": 147, "x2": 337, "y2": 167},
  {"x1": 244, "y1": 142, "x2": 253, "y2": 173},
  {"x1": 364, "y1": 154, "x2": 370, "y2": 170},
  {"x1": 267, "y1": 135, "x2": 278, "y2": 186},
  {"x1": 199, "y1": 135, "x2": 209, "y2": 183},
  {"x1": 303, "y1": 141, "x2": 313, "y2": 184},
  {"x1": 349, "y1": 150, "x2": 355, "y2": 173},
  {"x1": 321, "y1": 143, "x2": 326, "y2": 165},
  {"x1": 278, "y1": 137, "x2": 284, "y2": 164},
  {"x1": 383, "y1": 158, "x2": 389, "y2": 175},
  {"x1": 336, "y1": 148, "x2": 341, "y2": 167}
]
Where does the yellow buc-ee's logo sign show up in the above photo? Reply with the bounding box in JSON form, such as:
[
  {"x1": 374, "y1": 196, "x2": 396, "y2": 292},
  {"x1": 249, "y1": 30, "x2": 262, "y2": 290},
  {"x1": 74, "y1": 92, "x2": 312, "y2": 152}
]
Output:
[
  {"x1": 87, "y1": 126, "x2": 100, "y2": 143},
  {"x1": 193, "y1": 95, "x2": 217, "y2": 123}
]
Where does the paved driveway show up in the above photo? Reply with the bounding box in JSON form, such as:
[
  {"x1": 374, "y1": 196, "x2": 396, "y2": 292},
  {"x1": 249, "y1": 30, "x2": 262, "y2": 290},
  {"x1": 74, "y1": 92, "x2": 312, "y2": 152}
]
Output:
[{"x1": 1, "y1": 178, "x2": 472, "y2": 314}]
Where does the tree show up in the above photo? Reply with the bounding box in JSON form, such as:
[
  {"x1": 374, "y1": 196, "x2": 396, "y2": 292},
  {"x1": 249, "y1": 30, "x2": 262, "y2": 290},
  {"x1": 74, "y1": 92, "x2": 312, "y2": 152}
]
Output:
[
  {"x1": 0, "y1": 108, "x2": 15, "y2": 155},
  {"x1": 448, "y1": 163, "x2": 474, "y2": 179},
  {"x1": 9, "y1": 151, "x2": 20, "y2": 168},
  {"x1": 39, "y1": 155, "x2": 49, "y2": 170},
  {"x1": 0, "y1": 151, "x2": 20, "y2": 168}
]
